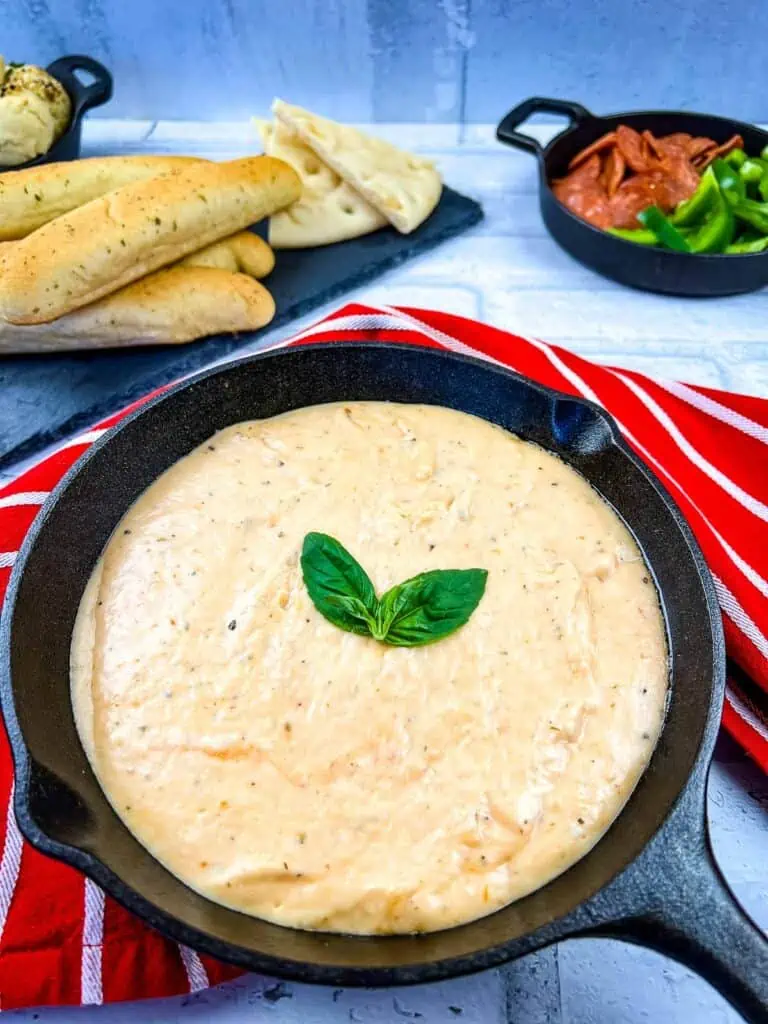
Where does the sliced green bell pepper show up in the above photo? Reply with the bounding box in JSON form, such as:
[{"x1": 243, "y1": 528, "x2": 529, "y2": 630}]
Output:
[
  {"x1": 725, "y1": 236, "x2": 768, "y2": 254},
  {"x1": 687, "y1": 190, "x2": 735, "y2": 253},
  {"x1": 633, "y1": 150, "x2": 768, "y2": 255},
  {"x1": 671, "y1": 167, "x2": 720, "y2": 226},
  {"x1": 740, "y1": 158, "x2": 767, "y2": 184},
  {"x1": 637, "y1": 206, "x2": 691, "y2": 252},
  {"x1": 606, "y1": 227, "x2": 659, "y2": 246},
  {"x1": 732, "y1": 198, "x2": 768, "y2": 235},
  {"x1": 712, "y1": 159, "x2": 746, "y2": 206}
]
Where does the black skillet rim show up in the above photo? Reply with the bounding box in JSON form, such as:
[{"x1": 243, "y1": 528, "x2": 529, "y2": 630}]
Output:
[
  {"x1": 0, "y1": 342, "x2": 725, "y2": 986},
  {"x1": 541, "y1": 107, "x2": 768, "y2": 263}
]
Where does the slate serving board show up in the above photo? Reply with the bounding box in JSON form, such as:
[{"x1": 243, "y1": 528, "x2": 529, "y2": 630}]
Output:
[{"x1": 0, "y1": 186, "x2": 482, "y2": 469}]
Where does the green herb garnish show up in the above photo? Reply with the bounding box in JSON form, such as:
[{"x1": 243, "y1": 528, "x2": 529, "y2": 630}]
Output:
[
  {"x1": 300, "y1": 531, "x2": 379, "y2": 638},
  {"x1": 301, "y1": 532, "x2": 488, "y2": 647}
]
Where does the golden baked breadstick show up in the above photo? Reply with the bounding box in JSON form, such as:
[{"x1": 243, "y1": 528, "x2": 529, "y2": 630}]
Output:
[
  {"x1": 0, "y1": 155, "x2": 207, "y2": 241},
  {"x1": 181, "y1": 231, "x2": 274, "y2": 278},
  {"x1": 0, "y1": 156, "x2": 300, "y2": 324},
  {"x1": 0, "y1": 266, "x2": 275, "y2": 352}
]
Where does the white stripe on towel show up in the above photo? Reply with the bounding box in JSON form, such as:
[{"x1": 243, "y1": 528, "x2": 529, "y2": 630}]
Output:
[
  {"x1": 657, "y1": 379, "x2": 768, "y2": 445},
  {"x1": 179, "y1": 944, "x2": 210, "y2": 993},
  {"x1": 81, "y1": 879, "x2": 105, "y2": 1005},
  {"x1": 0, "y1": 784, "x2": 23, "y2": 943},
  {"x1": 0, "y1": 492, "x2": 49, "y2": 510}
]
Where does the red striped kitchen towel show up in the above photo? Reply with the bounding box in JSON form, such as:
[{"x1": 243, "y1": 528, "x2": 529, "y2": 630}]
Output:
[{"x1": 0, "y1": 302, "x2": 766, "y2": 1009}]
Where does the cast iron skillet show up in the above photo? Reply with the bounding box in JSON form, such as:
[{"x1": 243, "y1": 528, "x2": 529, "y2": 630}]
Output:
[
  {"x1": 0, "y1": 55, "x2": 113, "y2": 172},
  {"x1": 1, "y1": 344, "x2": 767, "y2": 1021},
  {"x1": 496, "y1": 97, "x2": 768, "y2": 297}
]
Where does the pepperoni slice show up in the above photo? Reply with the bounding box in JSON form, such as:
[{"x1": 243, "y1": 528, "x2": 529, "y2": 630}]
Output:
[
  {"x1": 646, "y1": 136, "x2": 701, "y2": 193},
  {"x1": 646, "y1": 131, "x2": 692, "y2": 161},
  {"x1": 601, "y1": 147, "x2": 626, "y2": 197},
  {"x1": 567, "y1": 131, "x2": 618, "y2": 170},
  {"x1": 641, "y1": 129, "x2": 666, "y2": 164},
  {"x1": 552, "y1": 154, "x2": 612, "y2": 228},
  {"x1": 557, "y1": 153, "x2": 606, "y2": 190},
  {"x1": 608, "y1": 169, "x2": 698, "y2": 228},
  {"x1": 616, "y1": 125, "x2": 653, "y2": 172},
  {"x1": 608, "y1": 175, "x2": 662, "y2": 228},
  {"x1": 664, "y1": 152, "x2": 700, "y2": 194},
  {"x1": 688, "y1": 137, "x2": 718, "y2": 163},
  {"x1": 695, "y1": 134, "x2": 744, "y2": 169},
  {"x1": 658, "y1": 168, "x2": 700, "y2": 207},
  {"x1": 661, "y1": 132, "x2": 694, "y2": 149}
]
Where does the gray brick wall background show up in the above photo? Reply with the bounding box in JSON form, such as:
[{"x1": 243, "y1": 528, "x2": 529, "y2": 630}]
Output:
[{"x1": 3, "y1": 0, "x2": 765, "y2": 123}]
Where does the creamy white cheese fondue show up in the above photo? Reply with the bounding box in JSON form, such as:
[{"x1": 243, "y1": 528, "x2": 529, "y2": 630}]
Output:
[{"x1": 71, "y1": 402, "x2": 667, "y2": 934}]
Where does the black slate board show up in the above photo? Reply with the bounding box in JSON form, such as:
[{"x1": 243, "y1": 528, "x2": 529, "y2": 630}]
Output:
[{"x1": 0, "y1": 186, "x2": 482, "y2": 469}]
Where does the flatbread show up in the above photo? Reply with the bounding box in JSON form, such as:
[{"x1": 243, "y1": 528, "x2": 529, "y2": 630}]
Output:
[
  {"x1": 253, "y1": 117, "x2": 386, "y2": 248},
  {"x1": 272, "y1": 99, "x2": 442, "y2": 234}
]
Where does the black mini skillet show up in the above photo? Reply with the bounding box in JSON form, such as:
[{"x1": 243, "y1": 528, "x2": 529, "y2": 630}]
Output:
[
  {"x1": 0, "y1": 55, "x2": 113, "y2": 172},
  {"x1": 496, "y1": 97, "x2": 768, "y2": 297},
  {"x1": 1, "y1": 344, "x2": 766, "y2": 1020}
]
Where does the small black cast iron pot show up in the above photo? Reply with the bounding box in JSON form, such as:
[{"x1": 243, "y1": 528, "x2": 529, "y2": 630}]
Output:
[
  {"x1": 496, "y1": 97, "x2": 768, "y2": 297},
  {"x1": 1, "y1": 55, "x2": 113, "y2": 172},
  {"x1": 1, "y1": 345, "x2": 767, "y2": 1021}
]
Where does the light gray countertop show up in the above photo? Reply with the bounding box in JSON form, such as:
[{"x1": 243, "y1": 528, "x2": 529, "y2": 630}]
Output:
[{"x1": 3, "y1": 120, "x2": 766, "y2": 1023}]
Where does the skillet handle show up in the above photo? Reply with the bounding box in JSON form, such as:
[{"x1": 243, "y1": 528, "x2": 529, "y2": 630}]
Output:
[
  {"x1": 496, "y1": 97, "x2": 593, "y2": 156},
  {"x1": 615, "y1": 833, "x2": 768, "y2": 1023},
  {"x1": 46, "y1": 55, "x2": 113, "y2": 118}
]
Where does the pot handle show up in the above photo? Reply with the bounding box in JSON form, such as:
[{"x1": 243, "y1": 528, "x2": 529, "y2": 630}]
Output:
[
  {"x1": 610, "y1": 833, "x2": 768, "y2": 1023},
  {"x1": 496, "y1": 97, "x2": 593, "y2": 156},
  {"x1": 46, "y1": 55, "x2": 113, "y2": 118}
]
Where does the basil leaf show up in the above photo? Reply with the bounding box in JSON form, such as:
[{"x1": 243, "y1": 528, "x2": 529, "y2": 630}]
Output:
[
  {"x1": 300, "y1": 532, "x2": 378, "y2": 636},
  {"x1": 301, "y1": 533, "x2": 488, "y2": 647},
  {"x1": 375, "y1": 568, "x2": 488, "y2": 647}
]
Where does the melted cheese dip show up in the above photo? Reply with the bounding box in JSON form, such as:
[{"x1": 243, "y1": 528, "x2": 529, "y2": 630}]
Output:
[{"x1": 71, "y1": 402, "x2": 667, "y2": 935}]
